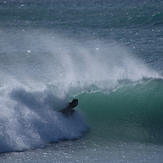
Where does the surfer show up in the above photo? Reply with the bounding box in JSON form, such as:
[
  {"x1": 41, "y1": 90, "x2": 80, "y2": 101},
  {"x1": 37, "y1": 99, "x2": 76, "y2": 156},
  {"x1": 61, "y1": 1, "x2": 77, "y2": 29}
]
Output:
[{"x1": 59, "y1": 99, "x2": 78, "y2": 117}]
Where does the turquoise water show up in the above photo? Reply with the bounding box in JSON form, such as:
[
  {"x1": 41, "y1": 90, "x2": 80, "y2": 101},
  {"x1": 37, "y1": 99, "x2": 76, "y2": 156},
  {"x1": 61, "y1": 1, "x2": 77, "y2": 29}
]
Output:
[{"x1": 0, "y1": 0, "x2": 163, "y2": 162}]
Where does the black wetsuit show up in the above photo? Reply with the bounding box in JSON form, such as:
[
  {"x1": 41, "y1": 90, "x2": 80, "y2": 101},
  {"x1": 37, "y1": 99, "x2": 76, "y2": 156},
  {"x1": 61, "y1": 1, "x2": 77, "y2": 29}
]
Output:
[{"x1": 59, "y1": 99, "x2": 78, "y2": 117}]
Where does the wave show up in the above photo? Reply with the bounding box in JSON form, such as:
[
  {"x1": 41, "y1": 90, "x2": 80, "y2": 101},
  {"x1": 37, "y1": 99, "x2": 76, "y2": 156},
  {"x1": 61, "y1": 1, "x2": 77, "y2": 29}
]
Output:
[
  {"x1": 0, "y1": 31, "x2": 162, "y2": 152},
  {"x1": 0, "y1": 78, "x2": 162, "y2": 153}
]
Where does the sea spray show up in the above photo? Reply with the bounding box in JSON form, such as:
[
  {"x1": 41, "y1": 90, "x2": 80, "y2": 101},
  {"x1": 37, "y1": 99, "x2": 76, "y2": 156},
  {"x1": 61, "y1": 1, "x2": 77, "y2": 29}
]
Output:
[{"x1": 0, "y1": 30, "x2": 160, "y2": 90}]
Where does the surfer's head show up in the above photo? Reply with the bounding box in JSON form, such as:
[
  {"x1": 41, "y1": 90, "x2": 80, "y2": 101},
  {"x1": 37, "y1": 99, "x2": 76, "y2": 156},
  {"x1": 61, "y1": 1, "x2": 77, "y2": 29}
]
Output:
[{"x1": 69, "y1": 99, "x2": 78, "y2": 108}]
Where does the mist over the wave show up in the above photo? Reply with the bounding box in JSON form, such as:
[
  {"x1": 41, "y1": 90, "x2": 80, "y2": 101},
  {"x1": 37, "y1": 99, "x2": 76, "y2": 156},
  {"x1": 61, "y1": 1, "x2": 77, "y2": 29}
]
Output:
[{"x1": 0, "y1": 30, "x2": 160, "y2": 92}]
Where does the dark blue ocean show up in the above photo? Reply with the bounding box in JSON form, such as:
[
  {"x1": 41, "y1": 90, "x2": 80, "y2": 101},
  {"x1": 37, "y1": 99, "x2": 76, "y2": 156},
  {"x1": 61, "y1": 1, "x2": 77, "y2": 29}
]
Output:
[{"x1": 0, "y1": 0, "x2": 163, "y2": 162}]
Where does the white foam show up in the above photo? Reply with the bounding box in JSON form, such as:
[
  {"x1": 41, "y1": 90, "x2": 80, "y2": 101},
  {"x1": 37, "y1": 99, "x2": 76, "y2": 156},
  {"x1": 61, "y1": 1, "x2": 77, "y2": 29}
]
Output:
[{"x1": 0, "y1": 87, "x2": 88, "y2": 152}]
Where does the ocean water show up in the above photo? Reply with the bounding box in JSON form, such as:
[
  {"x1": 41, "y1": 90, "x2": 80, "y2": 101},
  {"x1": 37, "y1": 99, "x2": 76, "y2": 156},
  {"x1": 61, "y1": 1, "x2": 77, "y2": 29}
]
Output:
[{"x1": 0, "y1": 0, "x2": 163, "y2": 162}]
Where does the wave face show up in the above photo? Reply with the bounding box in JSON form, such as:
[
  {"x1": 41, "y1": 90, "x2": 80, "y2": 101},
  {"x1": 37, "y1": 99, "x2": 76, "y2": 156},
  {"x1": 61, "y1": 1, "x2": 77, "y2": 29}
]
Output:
[
  {"x1": 78, "y1": 79, "x2": 163, "y2": 144},
  {"x1": 0, "y1": 29, "x2": 162, "y2": 153}
]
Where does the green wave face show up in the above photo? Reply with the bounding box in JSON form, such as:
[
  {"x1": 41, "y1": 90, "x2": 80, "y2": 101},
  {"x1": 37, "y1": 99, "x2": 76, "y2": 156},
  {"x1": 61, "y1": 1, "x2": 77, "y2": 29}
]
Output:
[{"x1": 77, "y1": 79, "x2": 163, "y2": 143}]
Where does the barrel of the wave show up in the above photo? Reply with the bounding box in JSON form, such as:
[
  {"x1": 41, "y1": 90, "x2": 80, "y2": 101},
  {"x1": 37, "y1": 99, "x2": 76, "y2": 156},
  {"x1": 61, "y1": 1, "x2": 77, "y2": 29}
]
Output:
[{"x1": 77, "y1": 78, "x2": 163, "y2": 143}]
